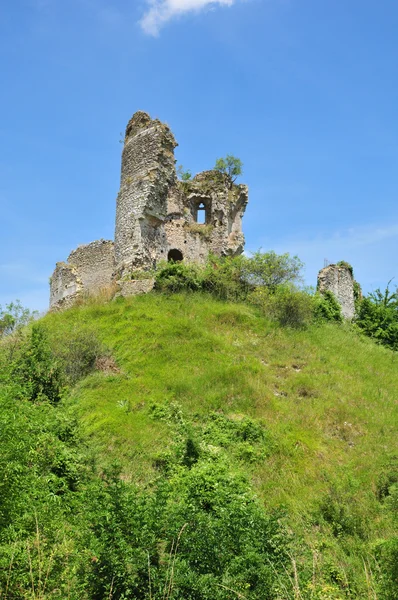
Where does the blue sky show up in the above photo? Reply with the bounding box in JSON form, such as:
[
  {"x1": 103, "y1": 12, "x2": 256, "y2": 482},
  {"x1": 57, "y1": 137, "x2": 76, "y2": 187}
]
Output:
[{"x1": 1, "y1": 0, "x2": 398, "y2": 311}]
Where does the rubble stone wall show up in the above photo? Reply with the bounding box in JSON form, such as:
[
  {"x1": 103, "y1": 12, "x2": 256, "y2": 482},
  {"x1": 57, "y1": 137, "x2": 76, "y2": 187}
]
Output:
[
  {"x1": 49, "y1": 239, "x2": 114, "y2": 310},
  {"x1": 317, "y1": 264, "x2": 355, "y2": 320},
  {"x1": 67, "y1": 240, "x2": 115, "y2": 291},
  {"x1": 114, "y1": 111, "x2": 177, "y2": 276},
  {"x1": 49, "y1": 262, "x2": 83, "y2": 311},
  {"x1": 161, "y1": 171, "x2": 248, "y2": 265}
]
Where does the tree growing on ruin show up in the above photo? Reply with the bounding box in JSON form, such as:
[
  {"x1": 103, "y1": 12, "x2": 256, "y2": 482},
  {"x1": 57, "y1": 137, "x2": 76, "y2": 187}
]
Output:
[{"x1": 214, "y1": 155, "x2": 243, "y2": 184}]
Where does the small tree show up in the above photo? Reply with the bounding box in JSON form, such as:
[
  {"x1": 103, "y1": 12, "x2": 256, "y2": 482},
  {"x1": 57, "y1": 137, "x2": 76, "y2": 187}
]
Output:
[
  {"x1": 214, "y1": 154, "x2": 243, "y2": 184},
  {"x1": 0, "y1": 300, "x2": 38, "y2": 337},
  {"x1": 243, "y1": 250, "x2": 304, "y2": 290},
  {"x1": 177, "y1": 164, "x2": 192, "y2": 181}
]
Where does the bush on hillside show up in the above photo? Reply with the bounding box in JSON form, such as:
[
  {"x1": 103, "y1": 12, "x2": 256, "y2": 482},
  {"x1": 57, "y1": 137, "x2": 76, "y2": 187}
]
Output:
[
  {"x1": 202, "y1": 254, "x2": 249, "y2": 301},
  {"x1": 155, "y1": 261, "x2": 203, "y2": 293},
  {"x1": 51, "y1": 327, "x2": 105, "y2": 384},
  {"x1": 355, "y1": 285, "x2": 398, "y2": 351},
  {"x1": 83, "y1": 460, "x2": 289, "y2": 600},
  {"x1": 249, "y1": 284, "x2": 314, "y2": 328},
  {"x1": 376, "y1": 483, "x2": 398, "y2": 599},
  {"x1": 154, "y1": 250, "x2": 305, "y2": 305},
  {"x1": 10, "y1": 324, "x2": 64, "y2": 403},
  {"x1": 313, "y1": 290, "x2": 343, "y2": 323}
]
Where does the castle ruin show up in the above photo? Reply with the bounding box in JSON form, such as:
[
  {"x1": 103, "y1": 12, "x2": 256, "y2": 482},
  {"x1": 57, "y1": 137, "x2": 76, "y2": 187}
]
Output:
[
  {"x1": 50, "y1": 111, "x2": 357, "y2": 319},
  {"x1": 50, "y1": 111, "x2": 248, "y2": 310}
]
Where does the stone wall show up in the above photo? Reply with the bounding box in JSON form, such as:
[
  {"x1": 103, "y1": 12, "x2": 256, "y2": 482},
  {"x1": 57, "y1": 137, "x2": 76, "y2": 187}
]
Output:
[
  {"x1": 49, "y1": 262, "x2": 83, "y2": 311},
  {"x1": 67, "y1": 240, "x2": 115, "y2": 291},
  {"x1": 317, "y1": 264, "x2": 355, "y2": 320},
  {"x1": 49, "y1": 239, "x2": 115, "y2": 310},
  {"x1": 160, "y1": 171, "x2": 248, "y2": 265},
  {"x1": 114, "y1": 111, "x2": 177, "y2": 276}
]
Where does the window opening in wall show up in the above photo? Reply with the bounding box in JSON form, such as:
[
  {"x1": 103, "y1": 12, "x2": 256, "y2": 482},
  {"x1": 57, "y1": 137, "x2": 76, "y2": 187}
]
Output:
[
  {"x1": 196, "y1": 202, "x2": 206, "y2": 224},
  {"x1": 168, "y1": 249, "x2": 183, "y2": 262}
]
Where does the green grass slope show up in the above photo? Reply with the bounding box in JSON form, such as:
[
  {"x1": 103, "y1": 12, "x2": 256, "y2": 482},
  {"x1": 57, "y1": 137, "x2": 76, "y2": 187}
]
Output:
[{"x1": 43, "y1": 292, "x2": 398, "y2": 596}]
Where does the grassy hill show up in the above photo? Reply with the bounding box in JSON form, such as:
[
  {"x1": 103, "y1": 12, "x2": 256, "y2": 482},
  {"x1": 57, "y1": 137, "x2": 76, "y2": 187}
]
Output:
[
  {"x1": 43, "y1": 292, "x2": 398, "y2": 596},
  {"x1": 1, "y1": 291, "x2": 398, "y2": 598}
]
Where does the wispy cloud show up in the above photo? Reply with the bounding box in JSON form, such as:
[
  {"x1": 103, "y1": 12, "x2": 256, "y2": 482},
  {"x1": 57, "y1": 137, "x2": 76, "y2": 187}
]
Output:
[{"x1": 140, "y1": 0, "x2": 236, "y2": 36}]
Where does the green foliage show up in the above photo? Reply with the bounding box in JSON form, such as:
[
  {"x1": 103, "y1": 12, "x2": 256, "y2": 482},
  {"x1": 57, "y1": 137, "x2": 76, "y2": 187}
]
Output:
[
  {"x1": 161, "y1": 461, "x2": 288, "y2": 599},
  {"x1": 50, "y1": 326, "x2": 104, "y2": 384},
  {"x1": 356, "y1": 284, "x2": 398, "y2": 350},
  {"x1": 214, "y1": 154, "x2": 243, "y2": 183},
  {"x1": 318, "y1": 486, "x2": 367, "y2": 539},
  {"x1": 249, "y1": 284, "x2": 314, "y2": 328},
  {"x1": 10, "y1": 323, "x2": 64, "y2": 403},
  {"x1": 243, "y1": 250, "x2": 304, "y2": 290},
  {"x1": 376, "y1": 481, "x2": 398, "y2": 599},
  {"x1": 177, "y1": 164, "x2": 192, "y2": 180},
  {"x1": 0, "y1": 299, "x2": 38, "y2": 337},
  {"x1": 353, "y1": 280, "x2": 362, "y2": 302},
  {"x1": 376, "y1": 537, "x2": 398, "y2": 600},
  {"x1": 2, "y1": 291, "x2": 398, "y2": 597},
  {"x1": 202, "y1": 254, "x2": 249, "y2": 301},
  {"x1": 336, "y1": 260, "x2": 354, "y2": 276},
  {"x1": 0, "y1": 388, "x2": 86, "y2": 596},
  {"x1": 154, "y1": 261, "x2": 203, "y2": 292},
  {"x1": 313, "y1": 290, "x2": 343, "y2": 323},
  {"x1": 154, "y1": 250, "x2": 305, "y2": 310}
]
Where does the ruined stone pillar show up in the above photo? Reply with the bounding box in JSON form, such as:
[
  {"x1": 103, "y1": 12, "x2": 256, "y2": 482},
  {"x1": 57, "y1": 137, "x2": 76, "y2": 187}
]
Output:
[
  {"x1": 114, "y1": 111, "x2": 178, "y2": 275},
  {"x1": 317, "y1": 264, "x2": 355, "y2": 320}
]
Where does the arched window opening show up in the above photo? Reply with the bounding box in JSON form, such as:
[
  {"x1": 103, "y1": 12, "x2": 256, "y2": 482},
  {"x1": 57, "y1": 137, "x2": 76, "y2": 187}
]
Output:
[
  {"x1": 168, "y1": 249, "x2": 183, "y2": 262},
  {"x1": 196, "y1": 202, "x2": 206, "y2": 224}
]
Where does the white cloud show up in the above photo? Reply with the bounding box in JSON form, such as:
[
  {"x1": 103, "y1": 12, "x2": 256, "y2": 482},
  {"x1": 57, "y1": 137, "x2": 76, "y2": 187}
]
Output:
[{"x1": 140, "y1": 0, "x2": 235, "y2": 36}]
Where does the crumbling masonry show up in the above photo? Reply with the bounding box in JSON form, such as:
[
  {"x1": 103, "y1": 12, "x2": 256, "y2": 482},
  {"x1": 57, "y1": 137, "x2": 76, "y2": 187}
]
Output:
[
  {"x1": 317, "y1": 264, "x2": 355, "y2": 320},
  {"x1": 50, "y1": 111, "x2": 248, "y2": 310}
]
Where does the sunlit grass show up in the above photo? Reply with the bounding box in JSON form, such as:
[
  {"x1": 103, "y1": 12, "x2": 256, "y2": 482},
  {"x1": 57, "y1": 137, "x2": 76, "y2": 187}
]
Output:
[{"x1": 44, "y1": 291, "x2": 398, "y2": 547}]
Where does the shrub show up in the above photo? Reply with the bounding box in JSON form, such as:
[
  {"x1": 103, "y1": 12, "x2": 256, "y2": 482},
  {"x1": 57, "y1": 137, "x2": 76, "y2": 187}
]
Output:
[
  {"x1": 155, "y1": 261, "x2": 203, "y2": 293},
  {"x1": 376, "y1": 537, "x2": 398, "y2": 600},
  {"x1": 250, "y1": 284, "x2": 314, "y2": 328},
  {"x1": 355, "y1": 285, "x2": 398, "y2": 351},
  {"x1": 161, "y1": 460, "x2": 289, "y2": 599},
  {"x1": 51, "y1": 327, "x2": 105, "y2": 384},
  {"x1": 318, "y1": 486, "x2": 367, "y2": 539},
  {"x1": 202, "y1": 254, "x2": 249, "y2": 301},
  {"x1": 336, "y1": 260, "x2": 354, "y2": 276},
  {"x1": 11, "y1": 324, "x2": 64, "y2": 403},
  {"x1": 313, "y1": 290, "x2": 343, "y2": 322}
]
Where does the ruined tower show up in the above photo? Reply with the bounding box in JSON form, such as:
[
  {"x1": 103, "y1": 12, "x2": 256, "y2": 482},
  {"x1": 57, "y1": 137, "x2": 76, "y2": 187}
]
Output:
[
  {"x1": 317, "y1": 263, "x2": 355, "y2": 320},
  {"x1": 114, "y1": 112, "x2": 178, "y2": 276}
]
